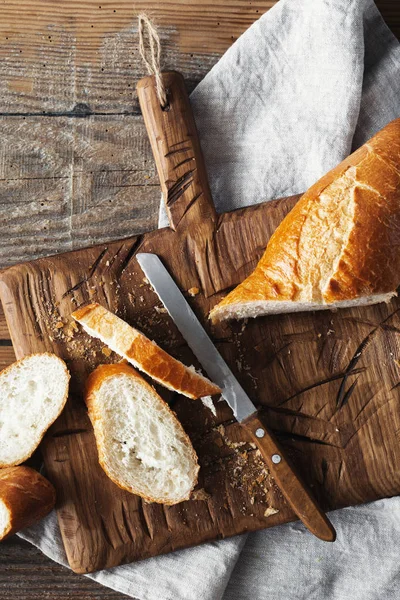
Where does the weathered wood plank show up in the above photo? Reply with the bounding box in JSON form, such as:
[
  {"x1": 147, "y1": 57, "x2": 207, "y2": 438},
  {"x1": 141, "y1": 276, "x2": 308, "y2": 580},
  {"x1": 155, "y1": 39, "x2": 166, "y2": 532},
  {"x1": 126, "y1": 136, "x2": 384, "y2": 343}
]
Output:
[
  {"x1": 0, "y1": 115, "x2": 159, "y2": 267},
  {"x1": 0, "y1": 1, "x2": 398, "y2": 114},
  {"x1": 0, "y1": 537, "x2": 129, "y2": 599},
  {"x1": 0, "y1": 0, "x2": 275, "y2": 114}
]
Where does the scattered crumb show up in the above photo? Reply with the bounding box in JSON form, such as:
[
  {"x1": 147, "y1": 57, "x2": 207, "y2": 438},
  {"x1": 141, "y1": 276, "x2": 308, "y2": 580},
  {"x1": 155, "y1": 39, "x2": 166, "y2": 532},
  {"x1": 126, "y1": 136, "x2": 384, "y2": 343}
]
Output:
[
  {"x1": 188, "y1": 287, "x2": 199, "y2": 297},
  {"x1": 240, "y1": 319, "x2": 248, "y2": 333},
  {"x1": 143, "y1": 277, "x2": 149, "y2": 285},
  {"x1": 264, "y1": 507, "x2": 279, "y2": 518},
  {"x1": 225, "y1": 440, "x2": 247, "y2": 450},
  {"x1": 128, "y1": 292, "x2": 135, "y2": 305},
  {"x1": 155, "y1": 306, "x2": 167, "y2": 314},
  {"x1": 327, "y1": 329, "x2": 335, "y2": 335},
  {"x1": 191, "y1": 488, "x2": 211, "y2": 501},
  {"x1": 201, "y1": 395, "x2": 217, "y2": 416},
  {"x1": 102, "y1": 347, "x2": 112, "y2": 357},
  {"x1": 215, "y1": 424, "x2": 225, "y2": 437},
  {"x1": 55, "y1": 321, "x2": 64, "y2": 329},
  {"x1": 106, "y1": 260, "x2": 110, "y2": 266}
]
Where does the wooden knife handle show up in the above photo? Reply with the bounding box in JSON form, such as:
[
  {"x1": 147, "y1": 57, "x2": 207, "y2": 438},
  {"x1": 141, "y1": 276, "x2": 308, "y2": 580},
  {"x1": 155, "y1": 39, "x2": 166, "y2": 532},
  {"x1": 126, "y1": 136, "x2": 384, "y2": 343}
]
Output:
[
  {"x1": 136, "y1": 71, "x2": 216, "y2": 232},
  {"x1": 242, "y1": 412, "x2": 336, "y2": 542}
]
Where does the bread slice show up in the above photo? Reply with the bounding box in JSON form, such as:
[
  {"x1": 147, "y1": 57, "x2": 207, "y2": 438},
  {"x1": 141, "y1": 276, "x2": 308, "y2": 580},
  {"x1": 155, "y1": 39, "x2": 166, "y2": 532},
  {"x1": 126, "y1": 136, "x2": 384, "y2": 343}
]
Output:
[
  {"x1": 0, "y1": 466, "x2": 56, "y2": 540},
  {"x1": 210, "y1": 118, "x2": 400, "y2": 322},
  {"x1": 85, "y1": 363, "x2": 199, "y2": 504},
  {"x1": 72, "y1": 303, "x2": 220, "y2": 399},
  {"x1": 0, "y1": 353, "x2": 70, "y2": 467}
]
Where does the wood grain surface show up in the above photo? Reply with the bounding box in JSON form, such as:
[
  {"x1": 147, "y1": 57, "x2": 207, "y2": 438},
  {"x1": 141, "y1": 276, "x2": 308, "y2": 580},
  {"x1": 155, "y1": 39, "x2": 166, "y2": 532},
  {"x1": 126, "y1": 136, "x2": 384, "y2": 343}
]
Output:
[{"x1": 0, "y1": 0, "x2": 399, "y2": 598}]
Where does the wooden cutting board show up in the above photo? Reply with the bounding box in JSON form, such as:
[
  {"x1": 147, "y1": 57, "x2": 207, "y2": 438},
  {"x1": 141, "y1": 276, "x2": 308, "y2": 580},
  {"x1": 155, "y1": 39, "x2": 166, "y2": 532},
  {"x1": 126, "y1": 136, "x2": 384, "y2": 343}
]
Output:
[{"x1": 1, "y1": 72, "x2": 400, "y2": 574}]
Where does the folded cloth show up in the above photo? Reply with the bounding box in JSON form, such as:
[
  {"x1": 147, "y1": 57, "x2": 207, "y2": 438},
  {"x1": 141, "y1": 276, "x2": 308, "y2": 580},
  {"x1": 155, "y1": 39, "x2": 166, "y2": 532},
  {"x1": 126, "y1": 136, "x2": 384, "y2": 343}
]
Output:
[{"x1": 20, "y1": 0, "x2": 400, "y2": 599}]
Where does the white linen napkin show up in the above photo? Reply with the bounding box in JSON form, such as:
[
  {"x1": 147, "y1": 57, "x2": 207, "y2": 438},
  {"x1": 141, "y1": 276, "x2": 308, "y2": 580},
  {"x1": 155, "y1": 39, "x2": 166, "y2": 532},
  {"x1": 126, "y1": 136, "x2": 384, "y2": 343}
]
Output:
[{"x1": 20, "y1": 1, "x2": 400, "y2": 598}]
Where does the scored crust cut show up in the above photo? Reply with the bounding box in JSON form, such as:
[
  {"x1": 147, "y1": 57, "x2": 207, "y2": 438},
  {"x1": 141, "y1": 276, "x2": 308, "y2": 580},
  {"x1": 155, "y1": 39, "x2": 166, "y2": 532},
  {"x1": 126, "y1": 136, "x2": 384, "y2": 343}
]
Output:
[
  {"x1": 85, "y1": 363, "x2": 200, "y2": 505},
  {"x1": 0, "y1": 353, "x2": 70, "y2": 467},
  {"x1": 210, "y1": 118, "x2": 400, "y2": 322},
  {"x1": 0, "y1": 466, "x2": 56, "y2": 541},
  {"x1": 72, "y1": 303, "x2": 220, "y2": 399}
]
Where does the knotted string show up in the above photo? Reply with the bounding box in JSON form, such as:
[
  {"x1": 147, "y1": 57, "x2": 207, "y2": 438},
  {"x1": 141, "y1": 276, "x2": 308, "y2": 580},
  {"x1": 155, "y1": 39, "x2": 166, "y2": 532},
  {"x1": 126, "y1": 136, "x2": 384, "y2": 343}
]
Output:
[{"x1": 138, "y1": 13, "x2": 168, "y2": 108}]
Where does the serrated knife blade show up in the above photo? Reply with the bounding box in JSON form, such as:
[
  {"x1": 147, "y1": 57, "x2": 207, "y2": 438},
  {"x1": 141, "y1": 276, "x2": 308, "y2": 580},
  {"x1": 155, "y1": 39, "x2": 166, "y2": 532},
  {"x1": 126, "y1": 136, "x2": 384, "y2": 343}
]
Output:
[{"x1": 137, "y1": 252, "x2": 256, "y2": 422}]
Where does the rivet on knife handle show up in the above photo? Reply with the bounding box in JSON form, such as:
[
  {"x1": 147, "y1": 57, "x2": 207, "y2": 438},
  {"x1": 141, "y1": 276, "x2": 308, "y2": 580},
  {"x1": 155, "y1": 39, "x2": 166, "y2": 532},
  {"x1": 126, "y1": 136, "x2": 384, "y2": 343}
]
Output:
[{"x1": 243, "y1": 413, "x2": 336, "y2": 542}]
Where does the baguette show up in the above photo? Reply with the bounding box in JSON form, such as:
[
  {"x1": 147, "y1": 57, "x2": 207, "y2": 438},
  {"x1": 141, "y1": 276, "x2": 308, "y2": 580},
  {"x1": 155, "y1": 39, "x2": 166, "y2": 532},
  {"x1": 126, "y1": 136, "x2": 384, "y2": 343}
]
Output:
[
  {"x1": 85, "y1": 363, "x2": 199, "y2": 504},
  {"x1": 72, "y1": 303, "x2": 220, "y2": 399},
  {"x1": 210, "y1": 118, "x2": 400, "y2": 322},
  {"x1": 0, "y1": 353, "x2": 70, "y2": 467},
  {"x1": 0, "y1": 466, "x2": 56, "y2": 541}
]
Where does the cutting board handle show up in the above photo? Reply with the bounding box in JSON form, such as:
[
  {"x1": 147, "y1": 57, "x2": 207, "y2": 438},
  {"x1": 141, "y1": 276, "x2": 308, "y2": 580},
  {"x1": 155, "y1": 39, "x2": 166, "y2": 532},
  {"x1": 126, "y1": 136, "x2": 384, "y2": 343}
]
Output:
[{"x1": 137, "y1": 71, "x2": 217, "y2": 231}]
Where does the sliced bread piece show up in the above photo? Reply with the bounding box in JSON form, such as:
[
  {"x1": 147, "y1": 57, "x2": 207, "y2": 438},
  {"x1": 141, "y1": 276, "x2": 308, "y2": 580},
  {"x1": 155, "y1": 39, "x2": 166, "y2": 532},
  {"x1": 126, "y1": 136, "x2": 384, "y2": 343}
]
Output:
[
  {"x1": 210, "y1": 118, "x2": 400, "y2": 322},
  {"x1": 0, "y1": 353, "x2": 70, "y2": 467},
  {"x1": 72, "y1": 303, "x2": 220, "y2": 399},
  {"x1": 85, "y1": 363, "x2": 199, "y2": 504},
  {"x1": 0, "y1": 466, "x2": 56, "y2": 541}
]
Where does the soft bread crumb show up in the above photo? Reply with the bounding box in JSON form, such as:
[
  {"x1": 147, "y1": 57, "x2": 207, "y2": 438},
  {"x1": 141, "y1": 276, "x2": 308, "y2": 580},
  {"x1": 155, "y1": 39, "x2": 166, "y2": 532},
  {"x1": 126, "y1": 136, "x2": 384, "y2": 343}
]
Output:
[
  {"x1": 0, "y1": 354, "x2": 70, "y2": 467},
  {"x1": 86, "y1": 365, "x2": 199, "y2": 505},
  {"x1": 211, "y1": 292, "x2": 396, "y2": 321}
]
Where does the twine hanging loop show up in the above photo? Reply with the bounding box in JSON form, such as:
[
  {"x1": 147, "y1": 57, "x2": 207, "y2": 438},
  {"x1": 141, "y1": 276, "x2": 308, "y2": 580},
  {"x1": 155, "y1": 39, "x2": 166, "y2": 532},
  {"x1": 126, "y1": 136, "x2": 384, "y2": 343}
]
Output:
[{"x1": 138, "y1": 13, "x2": 168, "y2": 108}]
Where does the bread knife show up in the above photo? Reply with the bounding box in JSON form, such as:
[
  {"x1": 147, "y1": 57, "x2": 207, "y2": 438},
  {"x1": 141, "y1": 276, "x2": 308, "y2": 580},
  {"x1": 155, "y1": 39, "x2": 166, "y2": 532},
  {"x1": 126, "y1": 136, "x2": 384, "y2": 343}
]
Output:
[{"x1": 136, "y1": 252, "x2": 336, "y2": 542}]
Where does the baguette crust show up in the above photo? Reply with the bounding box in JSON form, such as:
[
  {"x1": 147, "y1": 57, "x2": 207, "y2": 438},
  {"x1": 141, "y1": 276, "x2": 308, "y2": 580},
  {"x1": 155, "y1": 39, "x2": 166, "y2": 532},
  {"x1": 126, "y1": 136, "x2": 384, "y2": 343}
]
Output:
[
  {"x1": 73, "y1": 303, "x2": 220, "y2": 399},
  {"x1": 211, "y1": 118, "x2": 400, "y2": 321},
  {"x1": 0, "y1": 353, "x2": 70, "y2": 467},
  {"x1": 85, "y1": 363, "x2": 199, "y2": 504},
  {"x1": 0, "y1": 466, "x2": 56, "y2": 540}
]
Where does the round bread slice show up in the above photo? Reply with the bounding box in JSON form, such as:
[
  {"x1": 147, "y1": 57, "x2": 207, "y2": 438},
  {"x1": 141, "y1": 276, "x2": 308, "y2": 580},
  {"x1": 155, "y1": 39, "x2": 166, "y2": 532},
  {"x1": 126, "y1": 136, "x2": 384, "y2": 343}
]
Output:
[
  {"x1": 85, "y1": 363, "x2": 199, "y2": 505},
  {"x1": 0, "y1": 353, "x2": 70, "y2": 467},
  {"x1": 0, "y1": 466, "x2": 56, "y2": 540}
]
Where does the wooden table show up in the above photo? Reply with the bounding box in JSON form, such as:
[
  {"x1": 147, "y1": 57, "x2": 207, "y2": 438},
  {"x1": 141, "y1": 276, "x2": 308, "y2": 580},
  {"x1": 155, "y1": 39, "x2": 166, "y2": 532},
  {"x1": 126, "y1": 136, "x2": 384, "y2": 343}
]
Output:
[{"x1": 0, "y1": 1, "x2": 399, "y2": 598}]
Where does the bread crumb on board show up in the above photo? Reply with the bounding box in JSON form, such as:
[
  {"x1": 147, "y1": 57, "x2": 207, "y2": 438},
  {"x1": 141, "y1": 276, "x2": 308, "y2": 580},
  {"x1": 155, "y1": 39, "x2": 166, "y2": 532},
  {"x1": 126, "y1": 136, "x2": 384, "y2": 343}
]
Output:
[
  {"x1": 264, "y1": 507, "x2": 279, "y2": 518},
  {"x1": 201, "y1": 395, "x2": 217, "y2": 416},
  {"x1": 188, "y1": 287, "x2": 200, "y2": 297},
  {"x1": 208, "y1": 424, "x2": 275, "y2": 512},
  {"x1": 191, "y1": 488, "x2": 211, "y2": 501}
]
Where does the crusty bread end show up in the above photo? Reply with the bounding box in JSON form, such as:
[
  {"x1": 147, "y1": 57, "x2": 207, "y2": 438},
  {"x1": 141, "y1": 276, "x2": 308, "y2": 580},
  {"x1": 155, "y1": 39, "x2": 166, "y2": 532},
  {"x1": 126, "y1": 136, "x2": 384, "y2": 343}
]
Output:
[
  {"x1": 0, "y1": 466, "x2": 56, "y2": 541},
  {"x1": 211, "y1": 118, "x2": 400, "y2": 322}
]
